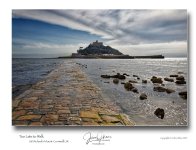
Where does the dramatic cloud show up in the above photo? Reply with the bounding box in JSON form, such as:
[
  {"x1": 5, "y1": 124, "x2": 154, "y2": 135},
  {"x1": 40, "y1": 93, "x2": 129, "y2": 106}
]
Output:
[{"x1": 12, "y1": 10, "x2": 187, "y2": 57}]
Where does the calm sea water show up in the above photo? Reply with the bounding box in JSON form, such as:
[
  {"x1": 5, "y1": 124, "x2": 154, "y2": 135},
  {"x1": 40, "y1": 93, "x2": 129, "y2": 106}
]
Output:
[
  {"x1": 12, "y1": 58, "x2": 188, "y2": 126},
  {"x1": 12, "y1": 58, "x2": 63, "y2": 87},
  {"x1": 75, "y1": 58, "x2": 188, "y2": 126}
]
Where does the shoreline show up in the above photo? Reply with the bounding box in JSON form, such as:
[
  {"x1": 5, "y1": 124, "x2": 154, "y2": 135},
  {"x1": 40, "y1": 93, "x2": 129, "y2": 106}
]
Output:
[{"x1": 12, "y1": 60, "x2": 135, "y2": 126}]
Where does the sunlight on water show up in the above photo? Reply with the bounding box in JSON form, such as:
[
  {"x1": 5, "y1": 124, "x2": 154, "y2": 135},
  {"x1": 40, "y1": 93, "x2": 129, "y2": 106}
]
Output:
[{"x1": 75, "y1": 58, "x2": 188, "y2": 126}]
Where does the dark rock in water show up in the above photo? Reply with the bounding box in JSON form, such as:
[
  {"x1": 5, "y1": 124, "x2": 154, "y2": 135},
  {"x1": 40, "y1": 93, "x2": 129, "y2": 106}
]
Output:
[
  {"x1": 142, "y1": 80, "x2": 147, "y2": 84},
  {"x1": 154, "y1": 86, "x2": 175, "y2": 94},
  {"x1": 164, "y1": 77, "x2": 174, "y2": 82},
  {"x1": 129, "y1": 80, "x2": 138, "y2": 83},
  {"x1": 175, "y1": 80, "x2": 186, "y2": 84},
  {"x1": 113, "y1": 78, "x2": 119, "y2": 84},
  {"x1": 124, "y1": 82, "x2": 134, "y2": 91},
  {"x1": 133, "y1": 75, "x2": 139, "y2": 78},
  {"x1": 132, "y1": 87, "x2": 139, "y2": 93},
  {"x1": 153, "y1": 86, "x2": 166, "y2": 92},
  {"x1": 137, "y1": 77, "x2": 140, "y2": 80},
  {"x1": 104, "y1": 81, "x2": 110, "y2": 83},
  {"x1": 154, "y1": 108, "x2": 165, "y2": 119},
  {"x1": 140, "y1": 93, "x2": 147, "y2": 100},
  {"x1": 123, "y1": 73, "x2": 130, "y2": 76},
  {"x1": 151, "y1": 77, "x2": 163, "y2": 84},
  {"x1": 118, "y1": 75, "x2": 126, "y2": 79},
  {"x1": 170, "y1": 75, "x2": 178, "y2": 77},
  {"x1": 165, "y1": 88, "x2": 175, "y2": 94},
  {"x1": 101, "y1": 75, "x2": 110, "y2": 78},
  {"x1": 179, "y1": 91, "x2": 187, "y2": 99},
  {"x1": 110, "y1": 73, "x2": 126, "y2": 79},
  {"x1": 121, "y1": 82, "x2": 125, "y2": 84},
  {"x1": 176, "y1": 76, "x2": 185, "y2": 81}
]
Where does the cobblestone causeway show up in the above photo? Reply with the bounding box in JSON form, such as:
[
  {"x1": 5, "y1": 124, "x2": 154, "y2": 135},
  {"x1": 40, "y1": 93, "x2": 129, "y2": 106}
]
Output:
[{"x1": 12, "y1": 60, "x2": 135, "y2": 126}]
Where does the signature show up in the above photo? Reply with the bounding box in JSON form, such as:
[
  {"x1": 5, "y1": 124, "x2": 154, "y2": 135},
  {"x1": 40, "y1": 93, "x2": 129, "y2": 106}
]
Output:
[{"x1": 83, "y1": 132, "x2": 112, "y2": 145}]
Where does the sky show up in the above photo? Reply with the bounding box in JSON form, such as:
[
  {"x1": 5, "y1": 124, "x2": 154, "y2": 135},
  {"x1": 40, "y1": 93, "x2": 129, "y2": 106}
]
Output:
[{"x1": 12, "y1": 10, "x2": 187, "y2": 58}]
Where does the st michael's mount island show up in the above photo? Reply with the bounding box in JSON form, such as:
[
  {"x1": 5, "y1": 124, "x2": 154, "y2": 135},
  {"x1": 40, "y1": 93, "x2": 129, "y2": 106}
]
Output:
[{"x1": 58, "y1": 40, "x2": 164, "y2": 59}]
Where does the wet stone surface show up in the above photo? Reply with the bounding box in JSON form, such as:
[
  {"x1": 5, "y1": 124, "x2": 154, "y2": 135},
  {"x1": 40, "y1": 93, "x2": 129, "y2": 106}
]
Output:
[{"x1": 12, "y1": 60, "x2": 135, "y2": 126}]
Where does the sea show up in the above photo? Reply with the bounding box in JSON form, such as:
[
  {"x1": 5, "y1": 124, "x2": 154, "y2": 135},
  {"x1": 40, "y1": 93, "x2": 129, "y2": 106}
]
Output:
[{"x1": 12, "y1": 58, "x2": 188, "y2": 126}]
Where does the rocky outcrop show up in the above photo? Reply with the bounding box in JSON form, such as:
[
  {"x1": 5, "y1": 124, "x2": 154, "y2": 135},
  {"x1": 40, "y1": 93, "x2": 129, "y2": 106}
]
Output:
[
  {"x1": 139, "y1": 93, "x2": 147, "y2": 100},
  {"x1": 77, "y1": 41, "x2": 123, "y2": 55},
  {"x1": 164, "y1": 77, "x2": 174, "y2": 82},
  {"x1": 123, "y1": 73, "x2": 130, "y2": 76},
  {"x1": 124, "y1": 82, "x2": 134, "y2": 91},
  {"x1": 176, "y1": 76, "x2": 185, "y2": 80},
  {"x1": 154, "y1": 108, "x2": 165, "y2": 119},
  {"x1": 101, "y1": 73, "x2": 126, "y2": 80},
  {"x1": 179, "y1": 91, "x2": 187, "y2": 99},
  {"x1": 175, "y1": 75, "x2": 186, "y2": 85},
  {"x1": 170, "y1": 75, "x2": 178, "y2": 77},
  {"x1": 176, "y1": 80, "x2": 186, "y2": 84},
  {"x1": 142, "y1": 80, "x2": 147, "y2": 84},
  {"x1": 154, "y1": 86, "x2": 175, "y2": 94},
  {"x1": 113, "y1": 78, "x2": 119, "y2": 84},
  {"x1": 151, "y1": 76, "x2": 163, "y2": 84},
  {"x1": 132, "y1": 87, "x2": 139, "y2": 93},
  {"x1": 101, "y1": 75, "x2": 110, "y2": 78}
]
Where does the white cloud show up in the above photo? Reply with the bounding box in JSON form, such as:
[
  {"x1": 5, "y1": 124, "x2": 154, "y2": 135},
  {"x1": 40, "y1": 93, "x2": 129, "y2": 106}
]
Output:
[{"x1": 13, "y1": 10, "x2": 188, "y2": 57}]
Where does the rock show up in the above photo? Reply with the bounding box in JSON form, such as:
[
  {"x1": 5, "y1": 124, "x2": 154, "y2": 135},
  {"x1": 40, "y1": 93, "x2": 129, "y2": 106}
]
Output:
[
  {"x1": 165, "y1": 88, "x2": 175, "y2": 94},
  {"x1": 121, "y1": 82, "x2": 125, "y2": 84},
  {"x1": 124, "y1": 82, "x2": 134, "y2": 91},
  {"x1": 80, "y1": 111, "x2": 101, "y2": 120},
  {"x1": 118, "y1": 75, "x2": 126, "y2": 79},
  {"x1": 179, "y1": 91, "x2": 187, "y2": 99},
  {"x1": 133, "y1": 75, "x2": 139, "y2": 78},
  {"x1": 110, "y1": 73, "x2": 126, "y2": 79},
  {"x1": 153, "y1": 86, "x2": 166, "y2": 92},
  {"x1": 139, "y1": 93, "x2": 147, "y2": 100},
  {"x1": 104, "y1": 81, "x2": 110, "y2": 83},
  {"x1": 154, "y1": 108, "x2": 165, "y2": 119},
  {"x1": 154, "y1": 86, "x2": 175, "y2": 94},
  {"x1": 151, "y1": 77, "x2": 163, "y2": 84},
  {"x1": 123, "y1": 73, "x2": 130, "y2": 76},
  {"x1": 137, "y1": 77, "x2": 140, "y2": 80},
  {"x1": 170, "y1": 75, "x2": 178, "y2": 77},
  {"x1": 164, "y1": 77, "x2": 174, "y2": 82},
  {"x1": 129, "y1": 80, "x2": 138, "y2": 83},
  {"x1": 175, "y1": 80, "x2": 186, "y2": 84},
  {"x1": 132, "y1": 87, "x2": 139, "y2": 93},
  {"x1": 12, "y1": 110, "x2": 26, "y2": 120},
  {"x1": 113, "y1": 78, "x2": 119, "y2": 84},
  {"x1": 57, "y1": 109, "x2": 71, "y2": 114},
  {"x1": 142, "y1": 80, "x2": 147, "y2": 84},
  {"x1": 101, "y1": 115, "x2": 121, "y2": 123},
  {"x1": 17, "y1": 115, "x2": 42, "y2": 121},
  {"x1": 45, "y1": 114, "x2": 59, "y2": 122},
  {"x1": 176, "y1": 76, "x2": 185, "y2": 81},
  {"x1": 101, "y1": 75, "x2": 110, "y2": 78}
]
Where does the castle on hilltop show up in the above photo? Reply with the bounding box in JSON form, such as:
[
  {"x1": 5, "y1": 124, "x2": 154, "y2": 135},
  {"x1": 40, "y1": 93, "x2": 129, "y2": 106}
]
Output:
[
  {"x1": 91, "y1": 40, "x2": 103, "y2": 46},
  {"x1": 68, "y1": 40, "x2": 164, "y2": 59}
]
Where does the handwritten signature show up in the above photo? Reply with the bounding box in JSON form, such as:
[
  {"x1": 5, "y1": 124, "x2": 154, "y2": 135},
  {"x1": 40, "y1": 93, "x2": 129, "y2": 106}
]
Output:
[{"x1": 83, "y1": 132, "x2": 112, "y2": 145}]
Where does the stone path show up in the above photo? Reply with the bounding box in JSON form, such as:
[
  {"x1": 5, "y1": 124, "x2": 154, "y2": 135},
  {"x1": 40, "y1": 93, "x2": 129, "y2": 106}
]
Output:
[{"x1": 12, "y1": 60, "x2": 135, "y2": 126}]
